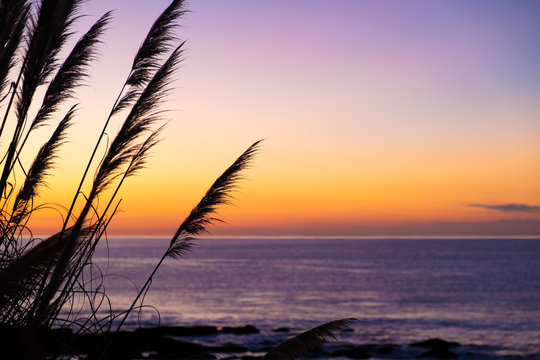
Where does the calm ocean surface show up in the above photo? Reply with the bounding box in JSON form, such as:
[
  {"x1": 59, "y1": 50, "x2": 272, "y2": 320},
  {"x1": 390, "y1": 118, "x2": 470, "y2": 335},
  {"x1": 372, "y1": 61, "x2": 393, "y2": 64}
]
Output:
[{"x1": 89, "y1": 237, "x2": 540, "y2": 358}]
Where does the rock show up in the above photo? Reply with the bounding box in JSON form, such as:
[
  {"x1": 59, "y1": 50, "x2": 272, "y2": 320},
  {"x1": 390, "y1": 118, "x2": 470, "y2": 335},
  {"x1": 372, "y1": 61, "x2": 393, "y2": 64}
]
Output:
[
  {"x1": 411, "y1": 338, "x2": 460, "y2": 349},
  {"x1": 272, "y1": 327, "x2": 290, "y2": 333},
  {"x1": 412, "y1": 339, "x2": 460, "y2": 359},
  {"x1": 221, "y1": 325, "x2": 260, "y2": 335}
]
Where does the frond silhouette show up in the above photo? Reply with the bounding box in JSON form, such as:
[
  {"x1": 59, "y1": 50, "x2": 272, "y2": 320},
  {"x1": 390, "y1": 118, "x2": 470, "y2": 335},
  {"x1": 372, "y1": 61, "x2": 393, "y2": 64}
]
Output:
[
  {"x1": 264, "y1": 318, "x2": 356, "y2": 360},
  {"x1": 29, "y1": 11, "x2": 111, "y2": 132},
  {"x1": 11, "y1": 106, "x2": 76, "y2": 224},
  {"x1": 167, "y1": 140, "x2": 262, "y2": 259},
  {"x1": 112, "y1": 0, "x2": 186, "y2": 115}
]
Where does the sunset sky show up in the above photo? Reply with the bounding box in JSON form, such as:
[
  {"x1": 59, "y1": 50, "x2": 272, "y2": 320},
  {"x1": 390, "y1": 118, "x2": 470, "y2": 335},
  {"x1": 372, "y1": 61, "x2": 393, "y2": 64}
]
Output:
[{"x1": 28, "y1": 0, "x2": 540, "y2": 236}]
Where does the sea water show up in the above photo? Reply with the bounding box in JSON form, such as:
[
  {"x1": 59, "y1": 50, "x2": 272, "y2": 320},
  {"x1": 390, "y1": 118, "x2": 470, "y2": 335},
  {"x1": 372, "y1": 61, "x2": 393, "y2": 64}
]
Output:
[{"x1": 87, "y1": 237, "x2": 540, "y2": 358}]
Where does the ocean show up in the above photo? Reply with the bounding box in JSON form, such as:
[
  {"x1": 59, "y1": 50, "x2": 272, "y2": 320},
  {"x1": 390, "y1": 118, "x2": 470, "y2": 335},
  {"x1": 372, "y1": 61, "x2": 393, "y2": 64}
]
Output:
[{"x1": 86, "y1": 237, "x2": 540, "y2": 359}]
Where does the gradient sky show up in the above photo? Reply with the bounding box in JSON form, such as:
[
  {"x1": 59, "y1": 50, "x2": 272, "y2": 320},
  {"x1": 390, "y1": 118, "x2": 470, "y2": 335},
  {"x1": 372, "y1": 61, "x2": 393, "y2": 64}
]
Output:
[{"x1": 27, "y1": 0, "x2": 540, "y2": 236}]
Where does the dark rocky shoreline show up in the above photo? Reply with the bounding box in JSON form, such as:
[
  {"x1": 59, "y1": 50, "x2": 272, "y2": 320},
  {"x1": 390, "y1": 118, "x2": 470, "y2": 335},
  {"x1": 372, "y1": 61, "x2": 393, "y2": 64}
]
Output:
[
  {"x1": 0, "y1": 324, "x2": 526, "y2": 359},
  {"x1": 4, "y1": 325, "x2": 540, "y2": 360}
]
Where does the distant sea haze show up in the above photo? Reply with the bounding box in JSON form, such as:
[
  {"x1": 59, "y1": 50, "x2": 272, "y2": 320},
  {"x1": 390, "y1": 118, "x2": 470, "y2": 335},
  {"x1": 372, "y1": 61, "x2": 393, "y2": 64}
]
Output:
[{"x1": 84, "y1": 237, "x2": 540, "y2": 359}]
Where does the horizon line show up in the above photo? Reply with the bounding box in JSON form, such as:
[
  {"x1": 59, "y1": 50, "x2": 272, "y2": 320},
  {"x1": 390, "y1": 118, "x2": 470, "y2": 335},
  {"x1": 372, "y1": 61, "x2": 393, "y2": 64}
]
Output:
[{"x1": 62, "y1": 234, "x2": 540, "y2": 240}]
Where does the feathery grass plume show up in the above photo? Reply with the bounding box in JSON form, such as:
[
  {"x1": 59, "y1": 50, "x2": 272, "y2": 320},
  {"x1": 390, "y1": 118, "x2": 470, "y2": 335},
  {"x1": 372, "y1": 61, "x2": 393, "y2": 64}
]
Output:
[
  {"x1": 10, "y1": 106, "x2": 76, "y2": 225},
  {"x1": 125, "y1": 125, "x2": 164, "y2": 178},
  {"x1": 264, "y1": 318, "x2": 356, "y2": 360},
  {"x1": 1, "y1": 105, "x2": 75, "y2": 248},
  {"x1": 0, "y1": 0, "x2": 26, "y2": 52},
  {"x1": 65, "y1": 126, "x2": 164, "y2": 257},
  {"x1": 0, "y1": 0, "x2": 29, "y2": 139},
  {"x1": 15, "y1": 0, "x2": 81, "y2": 123},
  {"x1": 94, "y1": 43, "x2": 184, "y2": 195},
  {"x1": 167, "y1": 140, "x2": 262, "y2": 259},
  {"x1": 128, "y1": 0, "x2": 184, "y2": 86},
  {"x1": 0, "y1": 0, "x2": 82, "y2": 198},
  {"x1": 28, "y1": 11, "x2": 111, "y2": 133},
  {"x1": 0, "y1": 0, "x2": 29, "y2": 97},
  {"x1": 84, "y1": 125, "x2": 165, "y2": 239},
  {"x1": 112, "y1": 0, "x2": 186, "y2": 115},
  {"x1": 5, "y1": 12, "x2": 112, "y2": 195},
  {"x1": 56, "y1": 0, "x2": 186, "y2": 241}
]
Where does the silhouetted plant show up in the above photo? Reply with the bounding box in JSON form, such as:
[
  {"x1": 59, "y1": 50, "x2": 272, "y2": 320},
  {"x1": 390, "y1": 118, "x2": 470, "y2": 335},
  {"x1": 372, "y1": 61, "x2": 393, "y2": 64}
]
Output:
[
  {"x1": 264, "y1": 318, "x2": 356, "y2": 360},
  {"x1": 0, "y1": 1, "x2": 348, "y2": 359}
]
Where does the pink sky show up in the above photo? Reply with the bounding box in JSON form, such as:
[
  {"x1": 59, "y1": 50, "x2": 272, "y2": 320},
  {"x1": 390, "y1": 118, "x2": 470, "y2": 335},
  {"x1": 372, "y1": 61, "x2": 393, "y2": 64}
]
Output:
[{"x1": 26, "y1": 0, "x2": 540, "y2": 236}]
